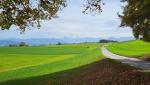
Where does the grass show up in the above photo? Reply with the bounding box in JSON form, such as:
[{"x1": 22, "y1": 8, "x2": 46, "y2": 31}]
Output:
[
  {"x1": 0, "y1": 54, "x2": 75, "y2": 72},
  {"x1": 1, "y1": 59, "x2": 150, "y2": 85},
  {"x1": 107, "y1": 40, "x2": 150, "y2": 58},
  {"x1": 0, "y1": 43, "x2": 104, "y2": 83},
  {"x1": 1, "y1": 42, "x2": 149, "y2": 85}
]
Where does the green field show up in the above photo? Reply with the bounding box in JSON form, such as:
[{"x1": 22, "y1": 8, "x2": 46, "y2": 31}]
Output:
[
  {"x1": 107, "y1": 40, "x2": 150, "y2": 58},
  {"x1": 0, "y1": 43, "x2": 104, "y2": 83}
]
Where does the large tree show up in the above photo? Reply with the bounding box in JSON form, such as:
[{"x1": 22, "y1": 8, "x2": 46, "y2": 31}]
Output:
[
  {"x1": 119, "y1": 0, "x2": 150, "y2": 42},
  {"x1": 0, "y1": 0, "x2": 67, "y2": 31},
  {"x1": 0, "y1": 0, "x2": 101, "y2": 31}
]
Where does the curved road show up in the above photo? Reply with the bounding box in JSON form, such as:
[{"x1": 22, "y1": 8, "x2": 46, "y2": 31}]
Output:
[{"x1": 102, "y1": 46, "x2": 150, "y2": 72}]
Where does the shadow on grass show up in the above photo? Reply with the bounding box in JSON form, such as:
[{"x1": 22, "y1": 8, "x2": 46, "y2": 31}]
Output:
[{"x1": 0, "y1": 58, "x2": 150, "y2": 85}]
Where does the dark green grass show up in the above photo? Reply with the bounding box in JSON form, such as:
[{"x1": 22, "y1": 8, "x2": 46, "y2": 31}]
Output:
[
  {"x1": 0, "y1": 43, "x2": 104, "y2": 83},
  {"x1": 1, "y1": 59, "x2": 149, "y2": 85},
  {"x1": 107, "y1": 40, "x2": 150, "y2": 58}
]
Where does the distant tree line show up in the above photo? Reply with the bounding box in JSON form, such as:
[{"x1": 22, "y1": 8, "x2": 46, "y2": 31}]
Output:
[
  {"x1": 9, "y1": 42, "x2": 29, "y2": 47},
  {"x1": 99, "y1": 39, "x2": 118, "y2": 43}
]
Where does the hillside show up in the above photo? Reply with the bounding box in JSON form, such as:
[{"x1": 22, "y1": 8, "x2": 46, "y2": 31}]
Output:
[{"x1": 107, "y1": 40, "x2": 150, "y2": 59}]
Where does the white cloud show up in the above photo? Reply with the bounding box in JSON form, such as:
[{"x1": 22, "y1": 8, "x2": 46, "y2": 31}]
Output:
[{"x1": 0, "y1": 0, "x2": 134, "y2": 39}]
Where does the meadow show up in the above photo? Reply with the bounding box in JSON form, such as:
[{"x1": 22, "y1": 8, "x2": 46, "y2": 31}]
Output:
[
  {"x1": 107, "y1": 40, "x2": 150, "y2": 58},
  {"x1": 0, "y1": 43, "x2": 104, "y2": 84},
  {"x1": 0, "y1": 41, "x2": 150, "y2": 85}
]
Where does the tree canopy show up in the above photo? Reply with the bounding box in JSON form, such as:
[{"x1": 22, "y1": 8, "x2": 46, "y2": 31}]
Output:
[
  {"x1": 0, "y1": 0, "x2": 101, "y2": 31},
  {"x1": 0, "y1": 0, "x2": 67, "y2": 31},
  {"x1": 119, "y1": 0, "x2": 150, "y2": 42},
  {"x1": 0, "y1": 0, "x2": 150, "y2": 42}
]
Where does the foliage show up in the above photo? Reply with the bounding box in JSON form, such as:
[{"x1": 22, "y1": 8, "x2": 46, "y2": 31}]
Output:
[
  {"x1": 1, "y1": 0, "x2": 149, "y2": 41},
  {"x1": 57, "y1": 42, "x2": 62, "y2": 45},
  {"x1": 0, "y1": 0, "x2": 67, "y2": 31},
  {"x1": 19, "y1": 42, "x2": 29, "y2": 47},
  {"x1": 82, "y1": 0, "x2": 102, "y2": 14},
  {"x1": 119, "y1": 0, "x2": 150, "y2": 42},
  {"x1": 8, "y1": 42, "x2": 29, "y2": 47},
  {"x1": 0, "y1": 0, "x2": 101, "y2": 31},
  {"x1": 9, "y1": 44, "x2": 18, "y2": 47},
  {"x1": 99, "y1": 39, "x2": 118, "y2": 43}
]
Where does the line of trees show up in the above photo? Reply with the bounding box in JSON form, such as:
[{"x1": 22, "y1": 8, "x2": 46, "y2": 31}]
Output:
[
  {"x1": 99, "y1": 39, "x2": 118, "y2": 43},
  {"x1": 9, "y1": 42, "x2": 29, "y2": 47}
]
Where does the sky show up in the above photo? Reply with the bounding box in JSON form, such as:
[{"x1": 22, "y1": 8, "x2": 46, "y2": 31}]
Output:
[{"x1": 0, "y1": 0, "x2": 134, "y2": 40}]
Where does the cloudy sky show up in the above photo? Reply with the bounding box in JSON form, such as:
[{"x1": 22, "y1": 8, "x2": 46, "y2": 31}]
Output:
[{"x1": 0, "y1": 0, "x2": 134, "y2": 39}]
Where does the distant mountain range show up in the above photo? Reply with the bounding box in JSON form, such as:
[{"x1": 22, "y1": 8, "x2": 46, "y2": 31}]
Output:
[{"x1": 0, "y1": 37, "x2": 134, "y2": 46}]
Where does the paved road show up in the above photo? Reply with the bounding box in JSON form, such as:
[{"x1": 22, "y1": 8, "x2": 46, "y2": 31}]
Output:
[{"x1": 102, "y1": 46, "x2": 150, "y2": 72}]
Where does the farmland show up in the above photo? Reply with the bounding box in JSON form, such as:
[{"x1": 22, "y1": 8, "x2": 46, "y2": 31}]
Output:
[
  {"x1": 0, "y1": 41, "x2": 150, "y2": 85},
  {"x1": 0, "y1": 43, "x2": 104, "y2": 84}
]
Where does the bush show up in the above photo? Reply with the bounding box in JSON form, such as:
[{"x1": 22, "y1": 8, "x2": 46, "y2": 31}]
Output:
[
  {"x1": 19, "y1": 42, "x2": 29, "y2": 47},
  {"x1": 57, "y1": 42, "x2": 62, "y2": 45},
  {"x1": 9, "y1": 44, "x2": 17, "y2": 47}
]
